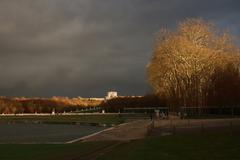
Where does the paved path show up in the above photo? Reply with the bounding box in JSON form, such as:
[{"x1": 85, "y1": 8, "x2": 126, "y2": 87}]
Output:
[{"x1": 81, "y1": 120, "x2": 152, "y2": 142}]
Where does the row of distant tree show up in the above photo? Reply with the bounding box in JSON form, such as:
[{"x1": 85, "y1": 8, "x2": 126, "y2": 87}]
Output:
[
  {"x1": 0, "y1": 95, "x2": 166, "y2": 114},
  {"x1": 0, "y1": 97, "x2": 102, "y2": 114},
  {"x1": 147, "y1": 18, "x2": 240, "y2": 111}
]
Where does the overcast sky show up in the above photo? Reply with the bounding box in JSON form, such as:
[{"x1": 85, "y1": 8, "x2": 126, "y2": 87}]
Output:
[{"x1": 0, "y1": 0, "x2": 239, "y2": 97}]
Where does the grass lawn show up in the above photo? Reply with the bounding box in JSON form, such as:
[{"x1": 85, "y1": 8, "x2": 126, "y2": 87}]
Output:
[
  {"x1": 0, "y1": 134, "x2": 240, "y2": 160},
  {"x1": 98, "y1": 134, "x2": 240, "y2": 160},
  {"x1": 0, "y1": 114, "x2": 124, "y2": 125},
  {"x1": 0, "y1": 142, "x2": 114, "y2": 160}
]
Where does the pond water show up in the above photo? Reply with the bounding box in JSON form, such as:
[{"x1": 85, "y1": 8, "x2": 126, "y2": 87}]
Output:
[{"x1": 0, "y1": 123, "x2": 107, "y2": 143}]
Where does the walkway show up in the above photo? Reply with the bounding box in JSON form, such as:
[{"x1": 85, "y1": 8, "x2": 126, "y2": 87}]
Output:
[{"x1": 80, "y1": 120, "x2": 152, "y2": 142}]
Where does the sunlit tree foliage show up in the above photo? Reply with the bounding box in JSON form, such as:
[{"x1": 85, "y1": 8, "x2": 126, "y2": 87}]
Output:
[{"x1": 147, "y1": 18, "x2": 240, "y2": 110}]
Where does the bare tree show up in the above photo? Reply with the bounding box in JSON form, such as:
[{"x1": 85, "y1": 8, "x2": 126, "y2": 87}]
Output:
[{"x1": 147, "y1": 18, "x2": 240, "y2": 111}]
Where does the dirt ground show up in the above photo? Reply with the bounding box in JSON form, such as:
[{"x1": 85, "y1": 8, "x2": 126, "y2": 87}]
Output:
[
  {"x1": 152, "y1": 118, "x2": 240, "y2": 136},
  {"x1": 154, "y1": 118, "x2": 240, "y2": 127}
]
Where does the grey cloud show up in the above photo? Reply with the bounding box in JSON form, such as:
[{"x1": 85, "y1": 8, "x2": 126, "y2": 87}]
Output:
[{"x1": 0, "y1": 0, "x2": 239, "y2": 97}]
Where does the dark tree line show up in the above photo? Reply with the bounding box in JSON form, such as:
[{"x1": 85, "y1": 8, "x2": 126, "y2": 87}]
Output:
[
  {"x1": 207, "y1": 64, "x2": 240, "y2": 106},
  {"x1": 100, "y1": 95, "x2": 166, "y2": 112}
]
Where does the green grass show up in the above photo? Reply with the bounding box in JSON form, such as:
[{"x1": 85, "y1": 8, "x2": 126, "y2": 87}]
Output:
[
  {"x1": 0, "y1": 142, "x2": 114, "y2": 160},
  {"x1": 98, "y1": 134, "x2": 240, "y2": 160},
  {"x1": 0, "y1": 134, "x2": 240, "y2": 160},
  {"x1": 0, "y1": 114, "x2": 124, "y2": 125}
]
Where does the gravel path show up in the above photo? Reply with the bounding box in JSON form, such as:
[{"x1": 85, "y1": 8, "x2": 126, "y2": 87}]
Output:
[{"x1": 81, "y1": 120, "x2": 152, "y2": 142}]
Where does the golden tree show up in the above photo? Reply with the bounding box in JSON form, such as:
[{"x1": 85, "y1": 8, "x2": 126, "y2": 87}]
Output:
[{"x1": 147, "y1": 18, "x2": 240, "y2": 110}]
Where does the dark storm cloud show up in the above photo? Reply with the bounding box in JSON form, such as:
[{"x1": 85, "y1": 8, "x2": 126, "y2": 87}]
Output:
[{"x1": 0, "y1": 0, "x2": 240, "y2": 97}]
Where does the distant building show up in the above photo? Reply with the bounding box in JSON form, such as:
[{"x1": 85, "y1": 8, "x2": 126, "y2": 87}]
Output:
[{"x1": 106, "y1": 91, "x2": 118, "y2": 100}]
